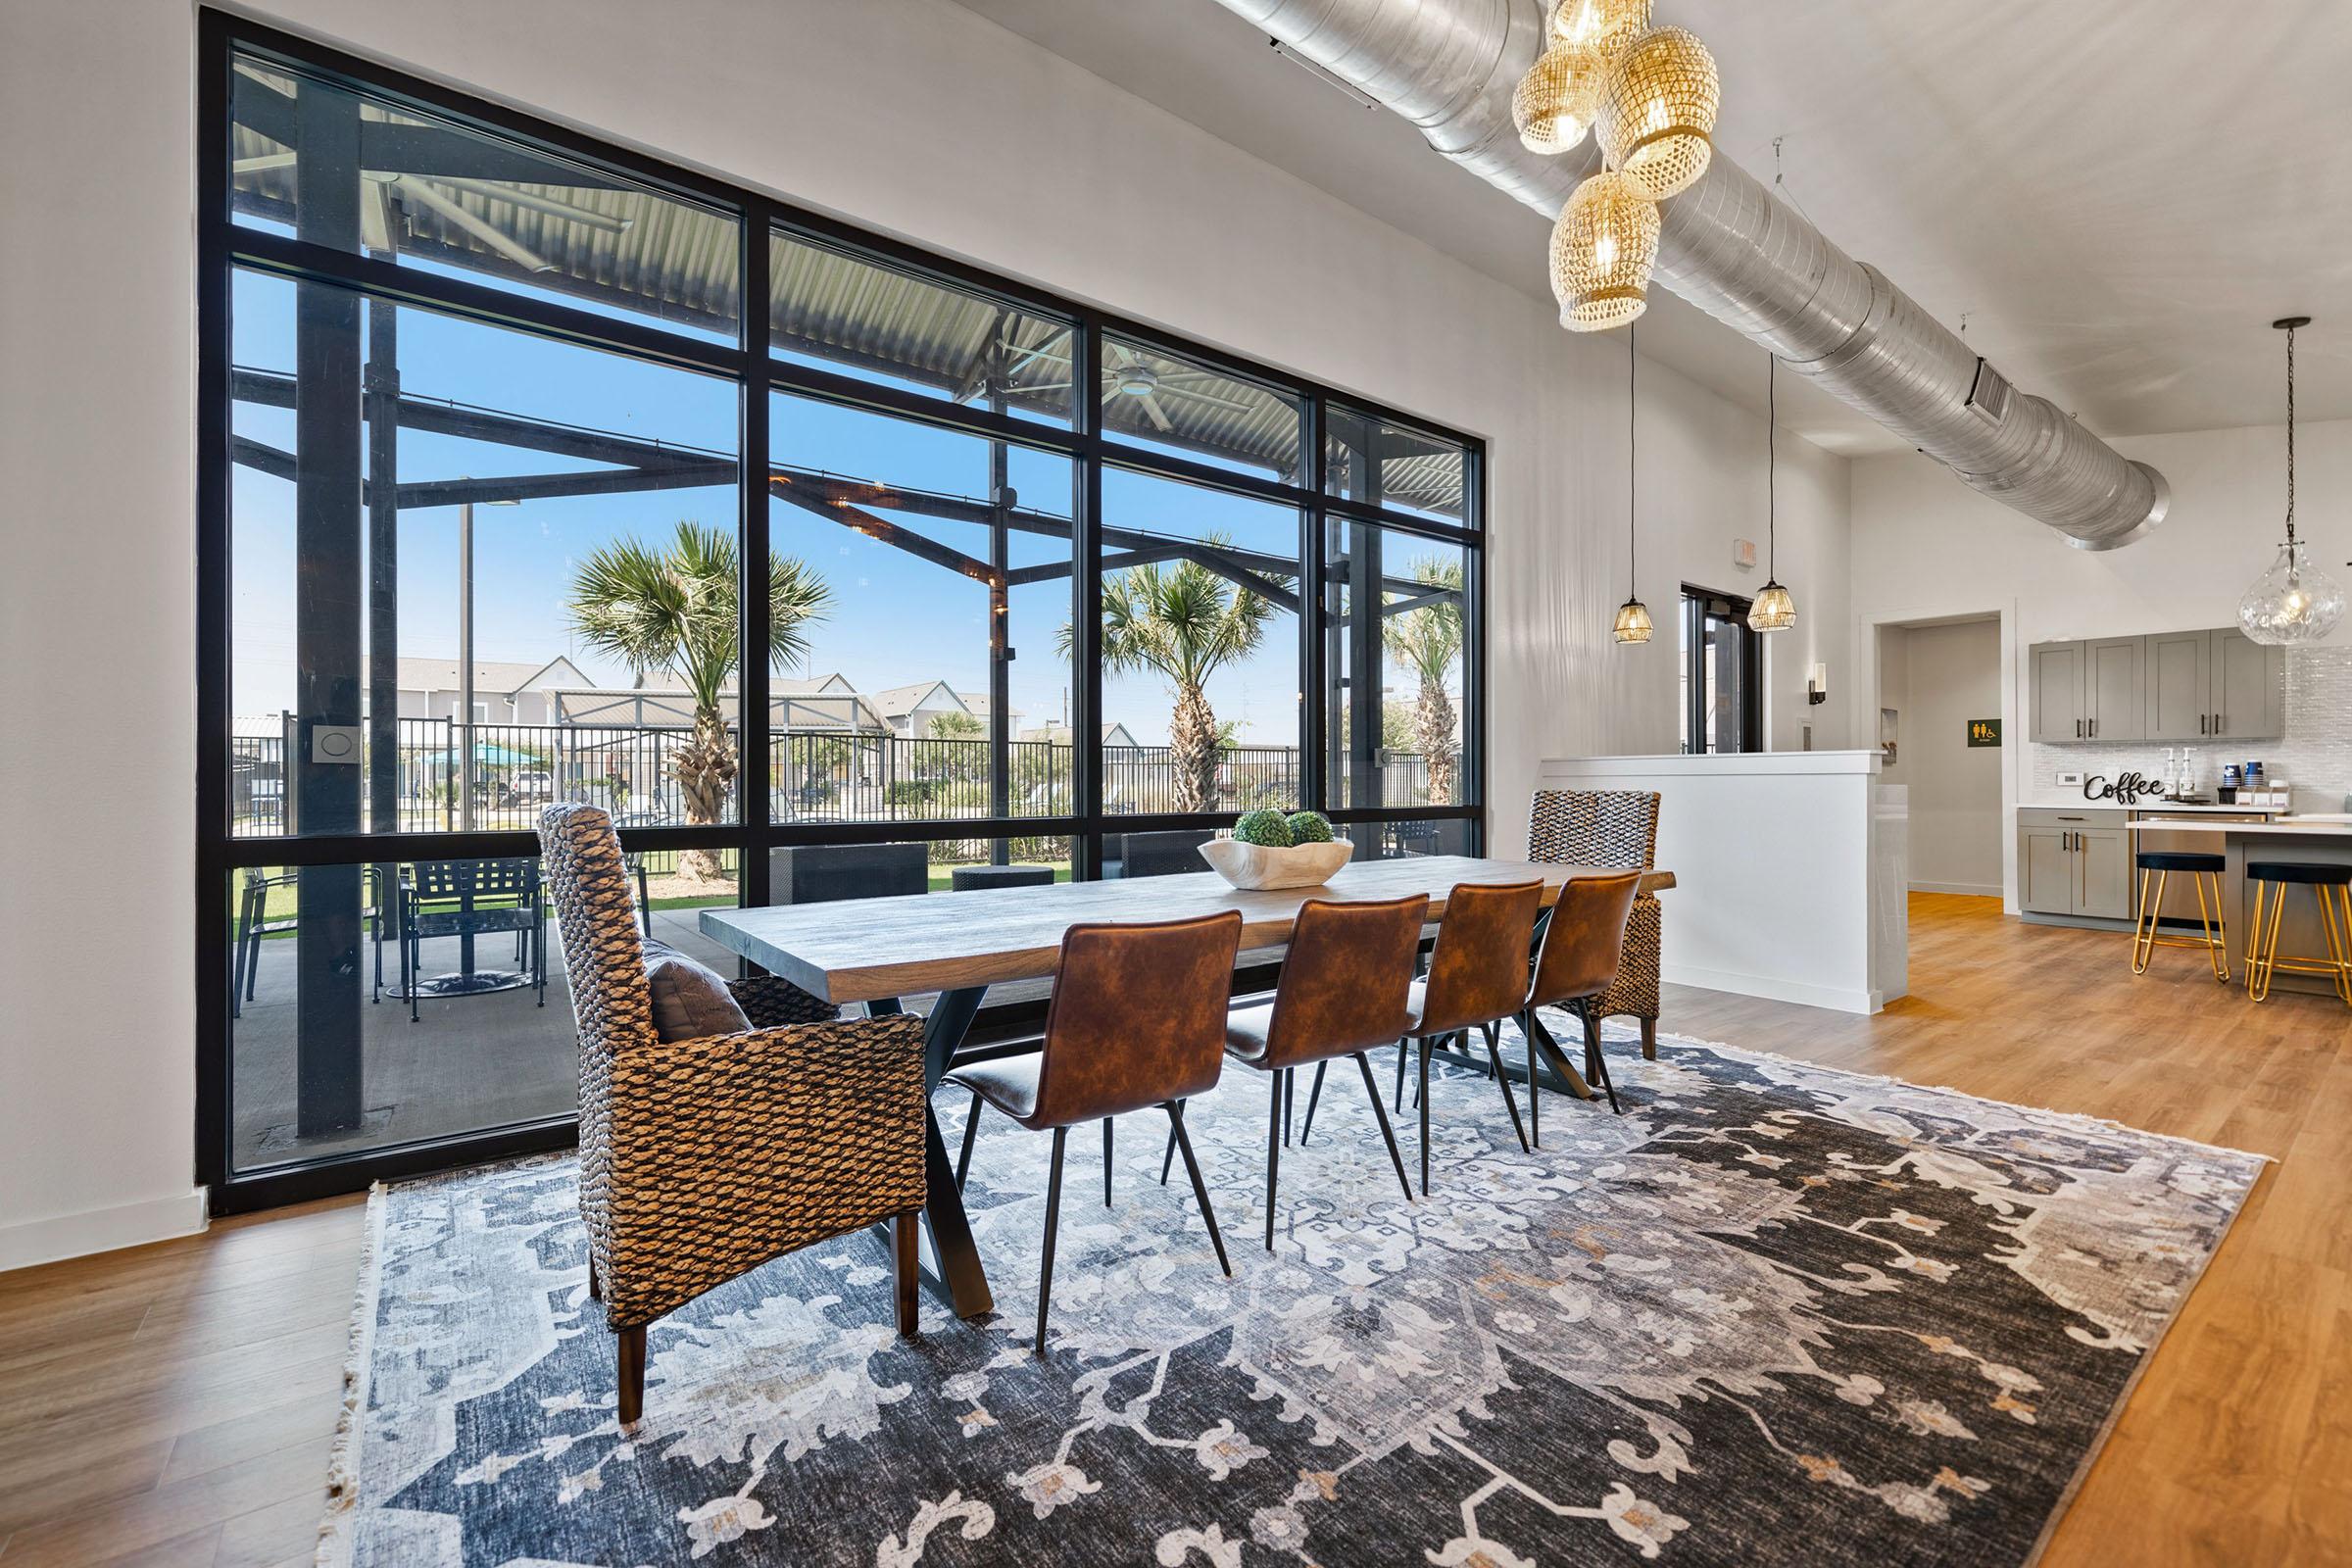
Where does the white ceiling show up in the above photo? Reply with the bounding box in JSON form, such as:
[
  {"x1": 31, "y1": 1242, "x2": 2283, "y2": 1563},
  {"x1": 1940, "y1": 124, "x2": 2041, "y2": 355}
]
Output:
[{"x1": 950, "y1": 0, "x2": 2352, "y2": 458}]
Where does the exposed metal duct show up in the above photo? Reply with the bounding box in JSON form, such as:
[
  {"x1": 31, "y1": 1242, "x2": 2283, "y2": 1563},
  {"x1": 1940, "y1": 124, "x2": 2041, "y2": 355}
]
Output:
[{"x1": 1233, "y1": 0, "x2": 2167, "y2": 549}]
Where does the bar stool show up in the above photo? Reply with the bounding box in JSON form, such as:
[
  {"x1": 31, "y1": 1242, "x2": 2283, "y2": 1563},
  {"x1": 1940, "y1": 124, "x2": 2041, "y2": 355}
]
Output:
[
  {"x1": 2130, "y1": 851, "x2": 2230, "y2": 982},
  {"x1": 2245, "y1": 861, "x2": 2352, "y2": 1005}
]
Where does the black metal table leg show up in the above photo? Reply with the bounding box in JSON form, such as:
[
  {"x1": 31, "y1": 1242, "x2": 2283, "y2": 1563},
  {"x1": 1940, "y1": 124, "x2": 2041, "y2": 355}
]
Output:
[{"x1": 871, "y1": 988, "x2": 995, "y2": 1319}]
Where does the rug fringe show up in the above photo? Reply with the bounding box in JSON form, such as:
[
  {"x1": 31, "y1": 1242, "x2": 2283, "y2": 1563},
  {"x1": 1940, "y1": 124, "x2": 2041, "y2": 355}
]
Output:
[
  {"x1": 316, "y1": 1181, "x2": 389, "y2": 1568},
  {"x1": 1592, "y1": 1019, "x2": 2275, "y2": 1168}
]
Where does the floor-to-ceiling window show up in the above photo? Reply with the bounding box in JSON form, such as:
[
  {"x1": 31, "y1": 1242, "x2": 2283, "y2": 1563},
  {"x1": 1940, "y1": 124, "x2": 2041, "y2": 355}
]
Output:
[{"x1": 199, "y1": 14, "x2": 1485, "y2": 1209}]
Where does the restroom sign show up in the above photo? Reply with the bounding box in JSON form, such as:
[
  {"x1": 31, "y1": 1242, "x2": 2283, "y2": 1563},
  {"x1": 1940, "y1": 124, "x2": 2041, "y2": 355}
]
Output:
[{"x1": 1967, "y1": 718, "x2": 2001, "y2": 748}]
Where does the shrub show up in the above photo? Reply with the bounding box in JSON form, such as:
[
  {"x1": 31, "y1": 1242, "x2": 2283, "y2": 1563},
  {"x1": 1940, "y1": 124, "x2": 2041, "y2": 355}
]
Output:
[
  {"x1": 1285, "y1": 809, "x2": 1334, "y2": 844},
  {"x1": 1233, "y1": 808, "x2": 1294, "y2": 848}
]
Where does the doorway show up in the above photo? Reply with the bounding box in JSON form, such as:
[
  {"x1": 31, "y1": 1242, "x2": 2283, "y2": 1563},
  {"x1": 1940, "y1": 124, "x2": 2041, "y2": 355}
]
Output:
[{"x1": 1876, "y1": 615, "x2": 2003, "y2": 901}]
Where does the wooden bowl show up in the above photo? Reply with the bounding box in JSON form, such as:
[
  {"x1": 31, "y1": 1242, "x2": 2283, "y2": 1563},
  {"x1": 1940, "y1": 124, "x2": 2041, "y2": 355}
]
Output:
[{"x1": 1198, "y1": 836, "x2": 1354, "y2": 890}]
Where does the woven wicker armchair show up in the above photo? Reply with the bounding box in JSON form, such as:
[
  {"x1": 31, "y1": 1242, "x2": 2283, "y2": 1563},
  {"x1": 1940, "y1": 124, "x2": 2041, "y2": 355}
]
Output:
[
  {"x1": 538, "y1": 804, "x2": 928, "y2": 1427},
  {"x1": 1528, "y1": 789, "x2": 1664, "y2": 1058}
]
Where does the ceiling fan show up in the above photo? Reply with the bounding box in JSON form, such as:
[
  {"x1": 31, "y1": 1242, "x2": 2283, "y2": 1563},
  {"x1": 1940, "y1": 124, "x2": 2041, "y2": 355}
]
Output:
[{"x1": 1013, "y1": 341, "x2": 1268, "y2": 429}]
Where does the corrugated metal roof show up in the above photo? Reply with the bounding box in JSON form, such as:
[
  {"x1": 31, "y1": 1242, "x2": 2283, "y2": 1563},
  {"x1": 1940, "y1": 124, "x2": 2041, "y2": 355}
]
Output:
[{"x1": 228, "y1": 60, "x2": 1467, "y2": 521}]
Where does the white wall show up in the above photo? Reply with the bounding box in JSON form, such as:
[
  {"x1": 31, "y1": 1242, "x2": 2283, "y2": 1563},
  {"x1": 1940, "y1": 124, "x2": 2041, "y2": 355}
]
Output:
[
  {"x1": 1877, "y1": 619, "x2": 2002, "y2": 897},
  {"x1": 0, "y1": 0, "x2": 1849, "y2": 1263},
  {"x1": 1850, "y1": 416, "x2": 2352, "y2": 904}
]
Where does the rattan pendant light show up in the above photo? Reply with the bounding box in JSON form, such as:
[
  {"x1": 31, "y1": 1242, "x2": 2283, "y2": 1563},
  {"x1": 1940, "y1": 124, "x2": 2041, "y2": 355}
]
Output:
[
  {"x1": 1550, "y1": 170, "x2": 1661, "y2": 331},
  {"x1": 1550, "y1": 0, "x2": 1652, "y2": 51},
  {"x1": 1596, "y1": 25, "x2": 1720, "y2": 200},
  {"x1": 1614, "y1": 325, "x2": 1653, "y2": 644},
  {"x1": 1513, "y1": 40, "x2": 1607, "y2": 154},
  {"x1": 1748, "y1": 353, "x2": 1796, "y2": 632},
  {"x1": 2238, "y1": 317, "x2": 2345, "y2": 645}
]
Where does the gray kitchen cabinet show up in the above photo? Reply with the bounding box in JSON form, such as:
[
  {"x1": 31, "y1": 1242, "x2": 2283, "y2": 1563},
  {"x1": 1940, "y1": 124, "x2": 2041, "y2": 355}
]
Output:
[
  {"x1": 2020, "y1": 827, "x2": 2076, "y2": 915},
  {"x1": 2074, "y1": 827, "x2": 2130, "y2": 918},
  {"x1": 2082, "y1": 637, "x2": 2144, "y2": 742},
  {"x1": 2212, "y1": 628, "x2": 2286, "y2": 740},
  {"x1": 2144, "y1": 628, "x2": 2212, "y2": 741},
  {"x1": 2029, "y1": 643, "x2": 2086, "y2": 743},
  {"x1": 2017, "y1": 809, "x2": 2130, "y2": 920}
]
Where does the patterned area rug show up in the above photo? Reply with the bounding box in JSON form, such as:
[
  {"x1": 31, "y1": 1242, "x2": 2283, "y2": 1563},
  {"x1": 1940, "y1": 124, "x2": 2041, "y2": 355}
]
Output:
[{"x1": 319, "y1": 1026, "x2": 2262, "y2": 1567}]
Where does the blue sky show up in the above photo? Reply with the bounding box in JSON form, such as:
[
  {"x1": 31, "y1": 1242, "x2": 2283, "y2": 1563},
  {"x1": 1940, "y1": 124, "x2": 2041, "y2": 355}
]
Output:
[{"x1": 230, "y1": 270, "x2": 1446, "y2": 746}]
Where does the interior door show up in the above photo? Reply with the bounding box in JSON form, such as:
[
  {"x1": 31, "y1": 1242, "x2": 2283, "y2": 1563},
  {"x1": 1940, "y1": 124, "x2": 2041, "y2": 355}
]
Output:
[
  {"x1": 2083, "y1": 637, "x2": 2145, "y2": 743},
  {"x1": 2032, "y1": 645, "x2": 2085, "y2": 742},
  {"x1": 2144, "y1": 629, "x2": 2211, "y2": 741}
]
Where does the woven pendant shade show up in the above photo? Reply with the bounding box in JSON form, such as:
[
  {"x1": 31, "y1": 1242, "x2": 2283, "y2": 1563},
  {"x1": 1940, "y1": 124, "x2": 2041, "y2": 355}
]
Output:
[
  {"x1": 1549, "y1": 0, "x2": 1650, "y2": 53},
  {"x1": 1597, "y1": 26, "x2": 1720, "y2": 200},
  {"x1": 1613, "y1": 597, "x2": 1654, "y2": 644},
  {"x1": 1747, "y1": 579, "x2": 1796, "y2": 632},
  {"x1": 1550, "y1": 171, "x2": 1660, "y2": 332},
  {"x1": 1513, "y1": 41, "x2": 1606, "y2": 155}
]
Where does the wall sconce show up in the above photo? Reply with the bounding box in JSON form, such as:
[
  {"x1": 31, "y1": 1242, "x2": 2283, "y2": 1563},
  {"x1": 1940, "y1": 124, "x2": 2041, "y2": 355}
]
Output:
[{"x1": 1806, "y1": 662, "x2": 1828, "y2": 706}]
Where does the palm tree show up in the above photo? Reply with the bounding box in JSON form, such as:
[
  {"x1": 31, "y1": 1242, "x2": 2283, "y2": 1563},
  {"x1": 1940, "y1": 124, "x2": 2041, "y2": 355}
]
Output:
[
  {"x1": 1383, "y1": 557, "x2": 1465, "y2": 807},
  {"x1": 569, "y1": 520, "x2": 831, "y2": 881},
  {"x1": 1065, "y1": 540, "x2": 1277, "y2": 813}
]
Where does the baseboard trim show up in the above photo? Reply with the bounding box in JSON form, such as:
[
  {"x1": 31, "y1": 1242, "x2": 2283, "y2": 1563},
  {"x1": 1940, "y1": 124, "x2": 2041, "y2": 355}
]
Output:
[
  {"x1": 1661, "y1": 961, "x2": 1882, "y2": 1015},
  {"x1": 1910, "y1": 880, "x2": 2001, "y2": 898},
  {"x1": 0, "y1": 1188, "x2": 209, "y2": 1273}
]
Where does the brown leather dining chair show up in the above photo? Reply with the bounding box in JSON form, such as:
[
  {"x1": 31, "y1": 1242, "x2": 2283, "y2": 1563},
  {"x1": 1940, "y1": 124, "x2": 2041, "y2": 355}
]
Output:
[
  {"x1": 1520, "y1": 871, "x2": 1643, "y2": 1132},
  {"x1": 1324, "y1": 878, "x2": 1545, "y2": 1195},
  {"x1": 1215, "y1": 894, "x2": 1427, "y2": 1250},
  {"x1": 944, "y1": 909, "x2": 1244, "y2": 1354}
]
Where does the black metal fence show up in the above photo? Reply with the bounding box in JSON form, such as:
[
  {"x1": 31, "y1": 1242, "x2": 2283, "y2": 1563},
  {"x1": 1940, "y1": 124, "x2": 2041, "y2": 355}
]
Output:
[{"x1": 230, "y1": 715, "x2": 1444, "y2": 838}]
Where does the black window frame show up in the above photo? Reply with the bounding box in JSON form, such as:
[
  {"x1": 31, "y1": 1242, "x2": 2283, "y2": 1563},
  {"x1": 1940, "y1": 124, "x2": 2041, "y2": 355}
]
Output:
[
  {"x1": 195, "y1": 10, "x2": 1487, "y2": 1212},
  {"x1": 1680, "y1": 586, "x2": 1763, "y2": 755}
]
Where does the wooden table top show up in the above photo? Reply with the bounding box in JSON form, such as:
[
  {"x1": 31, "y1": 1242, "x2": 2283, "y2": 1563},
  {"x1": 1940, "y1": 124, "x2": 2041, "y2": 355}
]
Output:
[{"x1": 700, "y1": 854, "x2": 1675, "y2": 1004}]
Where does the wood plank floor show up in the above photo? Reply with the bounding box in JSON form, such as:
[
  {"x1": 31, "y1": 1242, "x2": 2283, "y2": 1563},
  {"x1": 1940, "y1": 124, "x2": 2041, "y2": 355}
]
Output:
[{"x1": 1, "y1": 892, "x2": 2345, "y2": 1565}]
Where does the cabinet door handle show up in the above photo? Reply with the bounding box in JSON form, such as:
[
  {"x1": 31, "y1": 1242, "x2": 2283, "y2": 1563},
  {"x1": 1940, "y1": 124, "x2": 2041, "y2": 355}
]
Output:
[
  {"x1": 2199, "y1": 713, "x2": 2207, "y2": 734},
  {"x1": 2075, "y1": 718, "x2": 2083, "y2": 738}
]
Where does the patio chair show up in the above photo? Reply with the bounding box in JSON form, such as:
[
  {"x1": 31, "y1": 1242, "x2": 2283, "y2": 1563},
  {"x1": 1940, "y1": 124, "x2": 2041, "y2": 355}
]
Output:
[
  {"x1": 1528, "y1": 789, "x2": 1665, "y2": 1057},
  {"x1": 396, "y1": 858, "x2": 549, "y2": 1022},
  {"x1": 1114, "y1": 829, "x2": 1217, "y2": 879},
  {"x1": 538, "y1": 803, "x2": 926, "y2": 1426},
  {"x1": 232, "y1": 865, "x2": 390, "y2": 1019}
]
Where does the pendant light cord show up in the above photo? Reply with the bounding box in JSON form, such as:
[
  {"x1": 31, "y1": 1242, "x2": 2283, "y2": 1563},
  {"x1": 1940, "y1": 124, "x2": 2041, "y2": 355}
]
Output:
[
  {"x1": 2285, "y1": 321, "x2": 2297, "y2": 547},
  {"x1": 1628, "y1": 324, "x2": 1639, "y2": 598},
  {"x1": 1766, "y1": 352, "x2": 1778, "y2": 573}
]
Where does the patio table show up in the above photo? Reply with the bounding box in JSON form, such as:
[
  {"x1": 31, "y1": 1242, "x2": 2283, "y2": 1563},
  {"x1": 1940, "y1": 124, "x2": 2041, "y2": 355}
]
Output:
[{"x1": 699, "y1": 853, "x2": 1673, "y2": 1319}]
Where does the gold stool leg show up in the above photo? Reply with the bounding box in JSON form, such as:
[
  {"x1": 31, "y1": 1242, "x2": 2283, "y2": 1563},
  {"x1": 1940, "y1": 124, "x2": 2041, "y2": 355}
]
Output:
[
  {"x1": 2249, "y1": 879, "x2": 2284, "y2": 1003},
  {"x1": 2131, "y1": 868, "x2": 2157, "y2": 975},
  {"x1": 2317, "y1": 884, "x2": 2352, "y2": 1007},
  {"x1": 2195, "y1": 871, "x2": 2229, "y2": 983}
]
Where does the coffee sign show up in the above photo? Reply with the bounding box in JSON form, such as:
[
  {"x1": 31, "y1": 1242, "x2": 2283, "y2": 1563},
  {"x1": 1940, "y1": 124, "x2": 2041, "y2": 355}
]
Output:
[{"x1": 2082, "y1": 771, "x2": 2161, "y2": 805}]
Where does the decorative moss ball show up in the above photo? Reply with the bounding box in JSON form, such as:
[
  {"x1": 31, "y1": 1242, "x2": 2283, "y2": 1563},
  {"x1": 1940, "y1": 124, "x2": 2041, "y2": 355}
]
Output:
[
  {"x1": 1233, "y1": 808, "x2": 1295, "y2": 848},
  {"x1": 1285, "y1": 810, "x2": 1334, "y2": 844}
]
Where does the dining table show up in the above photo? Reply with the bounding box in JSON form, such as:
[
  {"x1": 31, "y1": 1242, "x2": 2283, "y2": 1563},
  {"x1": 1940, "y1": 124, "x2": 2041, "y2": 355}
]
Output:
[{"x1": 700, "y1": 853, "x2": 1675, "y2": 1319}]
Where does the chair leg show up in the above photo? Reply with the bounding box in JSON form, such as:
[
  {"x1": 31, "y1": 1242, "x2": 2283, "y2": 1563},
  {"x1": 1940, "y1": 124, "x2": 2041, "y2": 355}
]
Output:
[
  {"x1": 1479, "y1": 1020, "x2": 1530, "y2": 1153},
  {"x1": 1284, "y1": 1068, "x2": 1296, "y2": 1148},
  {"x1": 1353, "y1": 1053, "x2": 1415, "y2": 1203},
  {"x1": 1163, "y1": 1102, "x2": 1231, "y2": 1277},
  {"x1": 1103, "y1": 1117, "x2": 1114, "y2": 1208},
  {"x1": 2194, "y1": 871, "x2": 2230, "y2": 983},
  {"x1": 1394, "y1": 1037, "x2": 1410, "y2": 1111},
  {"x1": 1160, "y1": 1116, "x2": 1178, "y2": 1186},
  {"x1": 1265, "y1": 1071, "x2": 1284, "y2": 1251},
  {"x1": 956, "y1": 1088, "x2": 984, "y2": 1194},
  {"x1": 586, "y1": 1255, "x2": 601, "y2": 1301},
  {"x1": 1417, "y1": 1036, "x2": 1432, "y2": 1196},
  {"x1": 1299, "y1": 1059, "x2": 1329, "y2": 1145},
  {"x1": 1523, "y1": 1010, "x2": 1541, "y2": 1149},
  {"x1": 2250, "y1": 880, "x2": 2284, "y2": 1003},
  {"x1": 1581, "y1": 1002, "x2": 1622, "y2": 1115},
  {"x1": 2318, "y1": 885, "x2": 2352, "y2": 1007},
  {"x1": 893, "y1": 1211, "x2": 919, "y2": 1337},
  {"x1": 1641, "y1": 1016, "x2": 1657, "y2": 1060},
  {"x1": 616, "y1": 1324, "x2": 646, "y2": 1427},
  {"x1": 1036, "y1": 1126, "x2": 1068, "y2": 1355}
]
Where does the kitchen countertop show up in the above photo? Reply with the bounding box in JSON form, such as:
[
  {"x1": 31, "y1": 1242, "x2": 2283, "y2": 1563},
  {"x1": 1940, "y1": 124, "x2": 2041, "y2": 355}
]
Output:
[
  {"x1": 2122, "y1": 817, "x2": 2352, "y2": 837},
  {"x1": 2018, "y1": 801, "x2": 2285, "y2": 814}
]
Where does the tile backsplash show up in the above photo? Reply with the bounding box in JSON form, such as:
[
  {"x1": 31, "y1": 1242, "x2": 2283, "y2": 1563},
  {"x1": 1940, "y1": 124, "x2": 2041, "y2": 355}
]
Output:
[{"x1": 2028, "y1": 645, "x2": 2352, "y2": 811}]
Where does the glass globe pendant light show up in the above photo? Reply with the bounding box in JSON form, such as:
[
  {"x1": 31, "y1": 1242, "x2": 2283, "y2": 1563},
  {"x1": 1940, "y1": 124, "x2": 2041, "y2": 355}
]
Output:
[
  {"x1": 2238, "y1": 317, "x2": 2345, "y2": 645},
  {"x1": 1748, "y1": 353, "x2": 1796, "y2": 632},
  {"x1": 1615, "y1": 325, "x2": 1652, "y2": 644},
  {"x1": 1551, "y1": 170, "x2": 1660, "y2": 331},
  {"x1": 1595, "y1": 25, "x2": 1720, "y2": 200}
]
